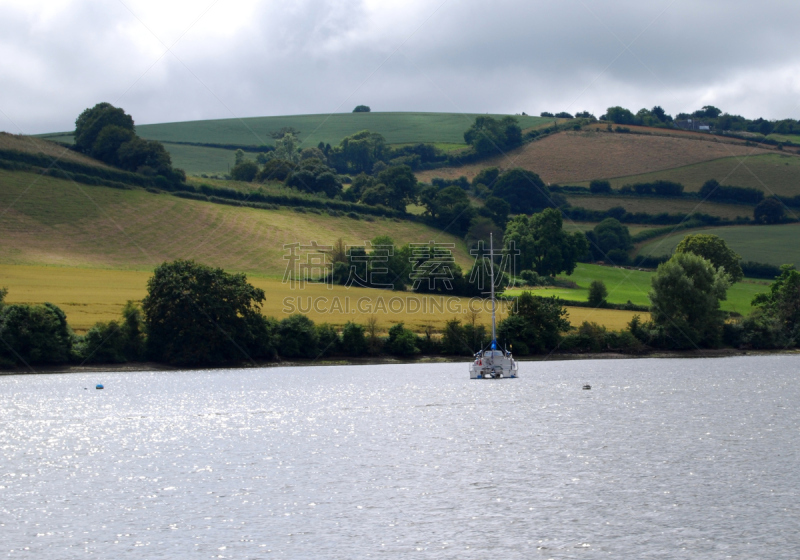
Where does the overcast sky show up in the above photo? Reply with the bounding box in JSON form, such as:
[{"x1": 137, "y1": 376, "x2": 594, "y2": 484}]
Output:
[{"x1": 2, "y1": 0, "x2": 800, "y2": 134}]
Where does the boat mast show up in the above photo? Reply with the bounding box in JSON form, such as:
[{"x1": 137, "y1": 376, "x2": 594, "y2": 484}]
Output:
[{"x1": 490, "y1": 232, "x2": 496, "y2": 347}]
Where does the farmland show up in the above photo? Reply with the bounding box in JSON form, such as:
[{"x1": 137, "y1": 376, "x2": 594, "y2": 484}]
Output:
[
  {"x1": 416, "y1": 129, "x2": 773, "y2": 185},
  {"x1": 134, "y1": 112, "x2": 549, "y2": 147},
  {"x1": 637, "y1": 223, "x2": 800, "y2": 268},
  {"x1": 506, "y1": 263, "x2": 768, "y2": 316},
  {"x1": 575, "y1": 153, "x2": 800, "y2": 197},
  {"x1": 0, "y1": 263, "x2": 644, "y2": 334},
  {"x1": 564, "y1": 194, "x2": 755, "y2": 221},
  {"x1": 0, "y1": 168, "x2": 472, "y2": 274}
]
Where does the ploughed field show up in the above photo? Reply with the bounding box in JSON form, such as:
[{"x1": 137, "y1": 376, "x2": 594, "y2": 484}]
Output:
[
  {"x1": 577, "y1": 153, "x2": 800, "y2": 197},
  {"x1": 416, "y1": 130, "x2": 774, "y2": 185}
]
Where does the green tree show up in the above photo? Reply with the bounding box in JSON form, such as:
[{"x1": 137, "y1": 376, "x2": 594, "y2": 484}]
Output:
[
  {"x1": 476, "y1": 196, "x2": 510, "y2": 229},
  {"x1": 353, "y1": 105, "x2": 371, "y2": 112},
  {"x1": 142, "y1": 260, "x2": 275, "y2": 365},
  {"x1": 334, "y1": 130, "x2": 386, "y2": 173},
  {"x1": 277, "y1": 314, "x2": 319, "y2": 358},
  {"x1": 315, "y1": 323, "x2": 340, "y2": 357},
  {"x1": 472, "y1": 167, "x2": 501, "y2": 189},
  {"x1": 463, "y1": 116, "x2": 522, "y2": 156},
  {"x1": 234, "y1": 149, "x2": 245, "y2": 165},
  {"x1": 603, "y1": 106, "x2": 636, "y2": 125},
  {"x1": 230, "y1": 161, "x2": 259, "y2": 182},
  {"x1": 497, "y1": 292, "x2": 570, "y2": 354},
  {"x1": 589, "y1": 179, "x2": 611, "y2": 194},
  {"x1": 116, "y1": 137, "x2": 172, "y2": 175},
  {"x1": 586, "y1": 218, "x2": 632, "y2": 262},
  {"x1": 754, "y1": 198, "x2": 785, "y2": 224},
  {"x1": 360, "y1": 165, "x2": 417, "y2": 212},
  {"x1": 648, "y1": 252, "x2": 731, "y2": 348},
  {"x1": 341, "y1": 321, "x2": 368, "y2": 356},
  {"x1": 492, "y1": 168, "x2": 555, "y2": 214},
  {"x1": 675, "y1": 233, "x2": 743, "y2": 282},
  {"x1": 441, "y1": 318, "x2": 471, "y2": 355},
  {"x1": 0, "y1": 301, "x2": 74, "y2": 366},
  {"x1": 74, "y1": 102, "x2": 135, "y2": 154},
  {"x1": 751, "y1": 265, "x2": 800, "y2": 336},
  {"x1": 504, "y1": 208, "x2": 588, "y2": 276},
  {"x1": 91, "y1": 125, "x2": 135, "y2": 165},
  {"x1": 418, "y1": 185, "x2": 476, "y2": 233},
  {"x1": 386, "y1": 323, "x2": 419, "y2": 356},
  {"x1": 588, "y1": 280, "x2": 608, "y2": 307}
]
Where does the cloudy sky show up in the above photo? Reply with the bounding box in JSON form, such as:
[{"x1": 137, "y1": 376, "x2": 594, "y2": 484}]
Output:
[{"x1": 2, "y1": 0, "x2": 799, "y2": 134}]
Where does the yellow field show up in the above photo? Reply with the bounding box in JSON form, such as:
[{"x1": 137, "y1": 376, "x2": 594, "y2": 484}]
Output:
[{"x1": 0, "y1": 264, "x2": 647, "y2": 333}]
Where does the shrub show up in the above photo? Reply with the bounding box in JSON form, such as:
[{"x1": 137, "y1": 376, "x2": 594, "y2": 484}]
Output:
[
  {"x1": 0, "y1": 302, "x2": 74, "y2": 366},
  {"x1": 589, "y1": 180, "x2": 611, "y2": 194},
  {"x1": 341, "y1": 322, "x2": 367, "y2": 356},
  {"x1": 277, "y1": 314, "x2": 319, "y2": 359},
  {"x1": 230, "y1": 161, "x2": 259, "y2": 182},
  {"x1": 386, "y1": 323, "x2": 419, "y2": 356}
]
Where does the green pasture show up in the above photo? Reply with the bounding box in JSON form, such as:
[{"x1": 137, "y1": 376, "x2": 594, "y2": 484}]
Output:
[
  {"x1": 767, "y1": 133, "x2": 800, "y2": 145},
  {"x1": 506, "y1": 263, "x2": 768, "y2": 316},
  {"x1": 45, "y1": 112, "x2": 548, "y2": 148},
  {"x1": 565, "y1": 194, "x2": 755, "y2": 221},
  {"x1": 575, "y1": 153, "x2": 800, "y2": 197},
  {"x1": 637, "y1": 223, "x2": 800, "y2": 269}
]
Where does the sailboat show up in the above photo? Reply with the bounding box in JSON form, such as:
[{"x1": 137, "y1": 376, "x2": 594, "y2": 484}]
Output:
[{"x1": 469, "y1": 233, "x2": 518, "y2": 379}]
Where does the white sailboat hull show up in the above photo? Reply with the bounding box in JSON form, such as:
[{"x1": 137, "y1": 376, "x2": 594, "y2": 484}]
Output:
[{"x1": 469, "y1": 355, "x2": 518, "y2": 379}]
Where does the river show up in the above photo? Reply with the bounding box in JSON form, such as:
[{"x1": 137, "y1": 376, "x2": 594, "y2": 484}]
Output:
[{"x1": 1, "y1": 356, "x2": 799, "y2": 558}]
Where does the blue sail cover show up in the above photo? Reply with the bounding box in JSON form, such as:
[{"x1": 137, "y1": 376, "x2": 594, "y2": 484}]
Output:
[{"x1": 491, "y1": 340, "x2": 497, "y2": 350}]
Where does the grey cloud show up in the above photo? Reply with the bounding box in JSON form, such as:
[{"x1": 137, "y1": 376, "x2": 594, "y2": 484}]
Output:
[{"x1": 1, "y1": 0, "x2": 799, "y2": 134}]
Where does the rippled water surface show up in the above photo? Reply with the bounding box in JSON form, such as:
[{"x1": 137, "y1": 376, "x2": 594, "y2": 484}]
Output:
[{"x1": 2, "y1": 356, "x2": 799, "y2": 558}]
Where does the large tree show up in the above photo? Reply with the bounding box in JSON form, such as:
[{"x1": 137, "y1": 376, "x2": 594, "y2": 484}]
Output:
[
  {"x1": 497, "y1": 292, "x2": 570, "y2": 354},
  {"x1": 504, "y1": 208, "x2": 588, "y2": 277},
  {"x1": 586, "y1": 217, "x2": 632, "y2": 262},
  {"x1": 0, "y1": 301, "x2": 73, "y2": 366},
  {"x1": 492, "y1": 168, "x2": 554, "y2": 214},
  {"x1": 648, "y1": 252, "x2": 731, "y2": 348},
  {"x1": 74, "y1": 102, "x2": 135, "y2": 155},
  {"x1": 463, "y1": 116, "x2": 522, "y2": 156},
  {"x1": 751, "y1": 264, "x2": 800, "y2": 335},
  {"x1": 675, "y1": 233, "x2": 743, "y2": 282},
  {"x1": 142, "y1": 260, "x2": 275, "y2": 365}
]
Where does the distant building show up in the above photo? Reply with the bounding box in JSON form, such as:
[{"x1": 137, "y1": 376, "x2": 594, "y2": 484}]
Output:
[{"x1": 675, "y1": 119, "x2": 711, "y2": 132}]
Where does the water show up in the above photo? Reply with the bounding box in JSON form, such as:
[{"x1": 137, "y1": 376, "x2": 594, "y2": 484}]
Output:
[{"x1": 1, "y1": 356, "x2": 799, "y2": 559}]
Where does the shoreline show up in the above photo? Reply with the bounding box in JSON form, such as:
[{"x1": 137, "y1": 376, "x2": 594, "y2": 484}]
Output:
[{"x1": 2, "y1": 348, "x2": 798, "y2": 376}]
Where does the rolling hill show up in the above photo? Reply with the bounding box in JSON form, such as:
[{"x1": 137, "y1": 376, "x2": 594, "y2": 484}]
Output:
[
  {"x1": 40, "y1": 111, "x2": 551, "y2": 175},
  {"x1": 636, "y1": 223, "x2": 800, "y2": 268}
]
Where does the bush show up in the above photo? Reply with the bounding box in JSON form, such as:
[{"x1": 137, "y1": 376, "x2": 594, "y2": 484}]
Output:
[
  {"x1": 230, "y1": 161, "x2": 259, "y2": 182},
  {"x1": 386, "y1": 323, "x2": 419, "y2": 356},
  {"x1": 0, "y1": 302, "x2": 74, "y2": 366},
  {"x1": 341, "y1": 322, "x2": 367, "y2": 356},
  {"x1": 277, "y1": 314, "x2": 319, "y2": 359},
  {"x1": 589, "y1": 180, "x2": 611, "y2": 194},
  {"x1": 353, "y1": 105, "x2": 371, "y2": 113},
  {"x1": 315, "y1": 323, "x2": 340, "y2": 357}
]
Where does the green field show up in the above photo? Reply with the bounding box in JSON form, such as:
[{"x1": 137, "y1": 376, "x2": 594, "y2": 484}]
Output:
[
  {"x1": 0, "y1": 168, "x2": 473, "y2": 274},
  {"x1": 637, "y1": 223, "x2": 800, "y2": 268},
  {"x1": 562, "y1": 221, "x2": 661, "y2": 236},
  {"x1": 565, "y1": 194, "x2": 755, "y2": 221},
  {"x1": 506, "y1": 263, "x2": 769, "y2": 316},
  {"x1": 40, "y1": 112, "x2": 549, "y2": 175},
  {"x1": 575, "y1": 153, "x2": 800, "y2": 197},
  {"x1": 767, "y1": 133, "x2": 800, "y2": 145},
  {"x1": 42, "y1": 112, "x2": 548, "y2": 148}
]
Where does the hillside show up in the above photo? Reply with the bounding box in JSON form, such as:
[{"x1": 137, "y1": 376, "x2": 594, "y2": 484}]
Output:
[
  {"x1": 637, "y1": 223, "x2": 800, "y2": 268},
  {"x1": 416, "y1": 129, "x2": 776, "y2": 185},
  {"x1": 0, "y1": 168, "x2": 473, "y2": 274},
  {"x1": 41, "y1": 112, "x2": 551, "y2": 175},
  {"x1": 575, "y1": 153, "x2": 800, "y2": 197}
]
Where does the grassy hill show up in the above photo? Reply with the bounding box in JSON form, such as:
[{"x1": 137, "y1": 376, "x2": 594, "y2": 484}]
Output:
[
  {"x1": 41, "y1": 111, "x2": 551, "y2": 175},
  {"x1": 563, "y1": 194, "x2": 755, "y2": 221},
  {"x1": 637, "y1": 223, "x2": 800, "y2": 268},
  {"x1": 416, "y1": 129, "x2": 776, "y2": 185},
  {"x1": 0, "y1": 167, "x2": 472, "y2": 274}
]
